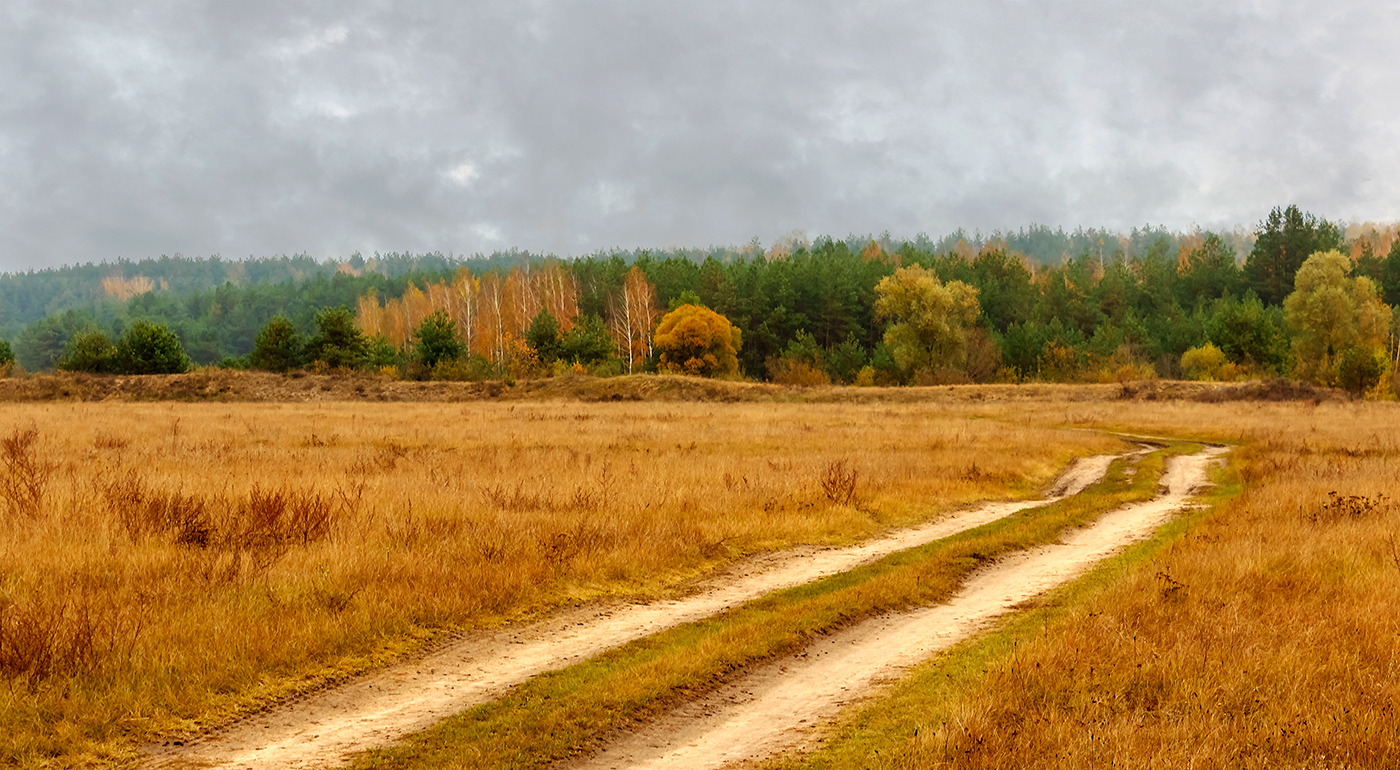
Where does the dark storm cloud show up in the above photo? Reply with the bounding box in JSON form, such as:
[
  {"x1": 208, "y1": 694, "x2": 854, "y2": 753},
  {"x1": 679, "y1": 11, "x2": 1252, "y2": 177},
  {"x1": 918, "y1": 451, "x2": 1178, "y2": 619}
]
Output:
[{"x1": 2, "y1": 0, "x2": 1398, "y2": 269}]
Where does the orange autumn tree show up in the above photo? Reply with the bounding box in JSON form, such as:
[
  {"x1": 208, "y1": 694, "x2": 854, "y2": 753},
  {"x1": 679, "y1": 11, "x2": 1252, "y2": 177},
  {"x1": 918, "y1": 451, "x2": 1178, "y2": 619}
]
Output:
[{"x1": 654, "y1": 304, "x2": 741, "y2": 377}]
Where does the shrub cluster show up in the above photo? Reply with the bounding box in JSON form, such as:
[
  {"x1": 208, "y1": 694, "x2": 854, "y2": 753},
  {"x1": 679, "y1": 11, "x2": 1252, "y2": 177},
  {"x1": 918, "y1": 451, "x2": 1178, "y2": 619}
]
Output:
[
  {"x1": 241, "y1": 306, "x2": 631, "y2": 382},
  {"x1": 104, "y1": 470, "x2": 339, "y2": 581},
  {"x1": 57, "y1": 320, "x2": 191, "y2": 375}
]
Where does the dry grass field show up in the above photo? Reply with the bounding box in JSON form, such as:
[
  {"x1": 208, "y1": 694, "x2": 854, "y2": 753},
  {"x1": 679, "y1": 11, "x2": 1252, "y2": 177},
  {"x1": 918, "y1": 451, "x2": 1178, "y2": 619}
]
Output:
[
  {"x1": 776, "y1": 398, "x2": 1400, "y2": 770},
  {"x1": 0, "y1": 399, "x2": 1116, "y2": 767}
]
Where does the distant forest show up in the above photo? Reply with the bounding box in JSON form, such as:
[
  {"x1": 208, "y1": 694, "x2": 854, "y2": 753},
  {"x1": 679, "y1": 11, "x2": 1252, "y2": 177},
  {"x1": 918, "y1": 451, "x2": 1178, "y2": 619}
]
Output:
[{"x1": 5, "y1": 208, "x2": 1400, "y2": 387}]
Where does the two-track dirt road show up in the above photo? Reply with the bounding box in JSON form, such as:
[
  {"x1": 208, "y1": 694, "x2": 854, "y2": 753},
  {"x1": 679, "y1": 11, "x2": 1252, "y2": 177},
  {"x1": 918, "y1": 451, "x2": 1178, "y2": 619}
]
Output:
[
  {"x1": 145, "y1": 448, "x2": 1221, "y2": 770},
  {"x1": 567, "y1": 447, "x2": 1224, "y2": 769}
]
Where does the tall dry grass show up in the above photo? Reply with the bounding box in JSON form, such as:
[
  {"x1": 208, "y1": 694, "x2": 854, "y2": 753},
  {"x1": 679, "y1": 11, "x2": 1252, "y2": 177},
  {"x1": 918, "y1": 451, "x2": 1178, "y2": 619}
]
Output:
[
  {"x1": 793, "y1": 399, "x2": 1400, "y2": 770},
  {"x1": 0, "y1": 400, "x2": 1113, "y2": 766}
]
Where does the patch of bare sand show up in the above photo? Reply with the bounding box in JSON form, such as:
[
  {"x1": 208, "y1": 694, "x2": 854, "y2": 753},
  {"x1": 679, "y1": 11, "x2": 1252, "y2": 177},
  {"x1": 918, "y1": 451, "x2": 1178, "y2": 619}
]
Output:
[
  {"x1": 142, "y1": 455, "x2": 1120, "y2": 770},
  {"x1": 566, "y1": 447, "x2": 1225, "y2": 770}
]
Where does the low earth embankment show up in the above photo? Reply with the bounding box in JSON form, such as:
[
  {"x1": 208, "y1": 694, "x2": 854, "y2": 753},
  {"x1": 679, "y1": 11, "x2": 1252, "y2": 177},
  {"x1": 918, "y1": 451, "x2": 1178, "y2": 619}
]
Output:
[{"x1": 0, "y1": 369, "x2": 1344, "y2": 404}]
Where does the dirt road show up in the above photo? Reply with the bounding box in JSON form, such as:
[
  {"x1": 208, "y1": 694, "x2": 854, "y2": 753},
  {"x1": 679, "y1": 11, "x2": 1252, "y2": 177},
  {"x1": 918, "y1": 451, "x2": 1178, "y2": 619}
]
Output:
[
  {"x1": 143, "y1": 454, "x2": 1119, "y2": 770},
  {"x1": 566, "y1": 447, "x2": 1225, "y2": 770}
]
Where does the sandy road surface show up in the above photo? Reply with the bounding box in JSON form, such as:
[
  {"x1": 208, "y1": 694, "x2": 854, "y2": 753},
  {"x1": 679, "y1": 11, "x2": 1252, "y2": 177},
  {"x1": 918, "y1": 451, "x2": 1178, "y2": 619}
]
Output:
[
  {"x1": 143, "y1": 455, "x2": 1118, "y2": 770},
  {"x1": 567, "y1": 447, "x2": 1225, "y2": 770}
]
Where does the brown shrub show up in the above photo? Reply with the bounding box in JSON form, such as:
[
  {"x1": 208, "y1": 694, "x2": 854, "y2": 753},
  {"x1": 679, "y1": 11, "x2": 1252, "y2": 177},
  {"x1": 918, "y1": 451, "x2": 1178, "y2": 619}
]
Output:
[
  {"x1": 0, "y1": 587, "x2": 145, "y2": 688},
  {"x1": 818, "y1": 460, "x2": 859, "y2": 506},
  {"x1": 766, "y1": 357, "x2": 832, "y2": 387}
]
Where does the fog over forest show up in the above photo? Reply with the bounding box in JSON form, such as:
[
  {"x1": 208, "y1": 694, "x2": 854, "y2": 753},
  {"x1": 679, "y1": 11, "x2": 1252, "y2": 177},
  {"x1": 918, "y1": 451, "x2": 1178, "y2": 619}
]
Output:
[{"x1": 3, "y1": 2, "x2": 1400, "y2": 269}]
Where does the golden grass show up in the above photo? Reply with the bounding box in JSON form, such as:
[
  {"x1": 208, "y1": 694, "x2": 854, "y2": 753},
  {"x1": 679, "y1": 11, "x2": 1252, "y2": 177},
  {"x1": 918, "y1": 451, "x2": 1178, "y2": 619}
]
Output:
[
  {"x1": 774, "y1": 399, "x2": 1400, "y2": 770},
  {"x1": 0, "y1": 400, "x2": 1113, "y2": 767}
]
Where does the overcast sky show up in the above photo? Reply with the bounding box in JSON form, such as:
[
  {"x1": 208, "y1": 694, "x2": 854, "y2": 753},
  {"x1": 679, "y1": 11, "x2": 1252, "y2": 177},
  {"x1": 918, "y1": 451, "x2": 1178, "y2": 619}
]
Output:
[{"x1": 2, "y1": 1, "x2": 1398, "y2": 271}]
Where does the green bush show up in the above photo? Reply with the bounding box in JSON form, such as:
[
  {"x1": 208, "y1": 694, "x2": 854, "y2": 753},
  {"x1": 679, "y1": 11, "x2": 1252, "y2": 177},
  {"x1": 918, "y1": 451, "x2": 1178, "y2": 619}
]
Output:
[
  {"x1": 560, "y1": 314, "x2": 614, "y2": 366},
  {"x1": 526, "y1": 310, "x2": 562, "y2": 363},
  {"x1": 251, "y1": 315, "x2": 303, "y2": 372},
  {"x1": 304, "y1": 307, "x2": 367, "y2": 370},
  {"x1": 429, "y1": 354, "x2": 495, "y2": 381},
  {"x1": 217, "y1": 355, "x2": 250, "y2": 370},
  {"x1": 365, "y1": 334, "x2": 400, "y2": 370},
  {"x1": 1337, "y1": 347, "x2": 1387, "y2": 399},
  {"x1": 116, "y1": 321, "x2": 191, "y2": 374},
  {"x1": 827, "y1": 333, "x2": 868, "y2": 384},
  {"x1": 414, "y1": 310, "x2": 463, "y2": 371},
  {"x1": 587, "y1": 358, "x2": 623, "y2": 378},
  {"x1": 57, "y1": 328, "x2": 118, "y2": 373}
]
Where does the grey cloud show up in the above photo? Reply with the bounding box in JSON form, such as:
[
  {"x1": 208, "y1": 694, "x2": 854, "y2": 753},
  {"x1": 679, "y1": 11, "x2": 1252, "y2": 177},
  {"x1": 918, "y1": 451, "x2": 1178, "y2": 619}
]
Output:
[{"x1": 2, "y1": 1, "x2": 1399, "y2": 270}]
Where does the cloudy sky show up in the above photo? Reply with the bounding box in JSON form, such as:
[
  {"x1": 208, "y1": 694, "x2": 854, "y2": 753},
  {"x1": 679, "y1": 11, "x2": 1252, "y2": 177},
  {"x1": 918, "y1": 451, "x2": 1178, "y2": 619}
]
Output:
[{"x1": 2, "y1": 1, "x2": 1398, "y2": 271}]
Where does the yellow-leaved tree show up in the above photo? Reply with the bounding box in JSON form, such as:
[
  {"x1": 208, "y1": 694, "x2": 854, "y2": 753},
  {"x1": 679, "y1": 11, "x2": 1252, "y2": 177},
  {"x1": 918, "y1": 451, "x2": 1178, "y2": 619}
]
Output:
[
  {"x1": 654, "y1": 304, "x2": 741, "y2": 377},
  {"x1": 873, "y1": 265, "x2": 981, "y2": 381},
  {"x1": 1284, "y1": 249, "x2": 1390, "y2": 385}
]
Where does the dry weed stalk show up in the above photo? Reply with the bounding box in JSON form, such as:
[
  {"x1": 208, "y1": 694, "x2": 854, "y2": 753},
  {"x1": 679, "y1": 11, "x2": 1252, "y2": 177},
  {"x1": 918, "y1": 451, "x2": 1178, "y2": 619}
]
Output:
[
  {"x1": 1309, "y1": 490, "x2": 1390, "y2": 523},
  {"x1": 105, "y1": 471, "x2": 338, "y2": 560},
  {"x1": 819, "y1": 459, "x2": 859, "y2": 506},
  {"x1": 0, "y1": 427, "x2": 50, "y2": 519},
  {"x1": 0, "y1": 586, "x2": 147, "y2": 690}
]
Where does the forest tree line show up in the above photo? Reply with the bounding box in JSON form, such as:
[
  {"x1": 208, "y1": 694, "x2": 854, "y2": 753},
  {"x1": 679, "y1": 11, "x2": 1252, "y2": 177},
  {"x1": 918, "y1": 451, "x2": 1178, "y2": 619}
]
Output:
[{"x1": 6, "y1": 206, "x2": 1400, "y2": 391}]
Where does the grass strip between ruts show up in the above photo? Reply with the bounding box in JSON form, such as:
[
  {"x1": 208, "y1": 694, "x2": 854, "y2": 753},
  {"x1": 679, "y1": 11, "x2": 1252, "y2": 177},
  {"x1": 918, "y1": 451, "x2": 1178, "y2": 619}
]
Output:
[
  {"x1": 761, "y1": 443, "x2": 1240, "y2": 770},
  {"x1": 350, "y1": 443, "x2": 1200, "y2": 770}
]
